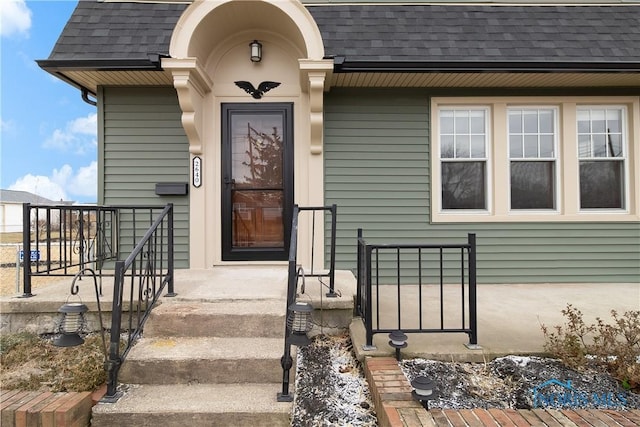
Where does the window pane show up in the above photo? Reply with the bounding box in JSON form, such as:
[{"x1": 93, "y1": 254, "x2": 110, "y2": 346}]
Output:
[
  {"x1": 455, "y1": 114, "x2": 469, "y2": 133},
  {"x1": 608, "y1": 133, "x2": 623, "y2": 157},
  {"x1": 592, "y1": 134, "x2": 607, "y2": 158},
  {"x1": 470, "y1": 135, "x2": 485, "y2": 158},
  {"x1": 442, "y1": 162, "x2": 486, "y2": 209},
  {"x1": 441, "y1": 135, "x2": 455, "y2": 158},
  {"x1": 539, "y1": 110, "x2": 554, "y2": 133},
  {"x1": 578, "y1": 135, "x2": 591, "y2": 158},
  {"x1": 510, "y1": 135, "x2": 523, "y2": 158},
  {"x1": 456, "y1": 135, "x2": 470, "y2": 158},
  {"x1": 577, "y1": 110, "x2": 591, "y2": 133},
  {"x1": 524, "y1": 135, "x2": 538, "y2": 158},
  {"x1": 440, "y1": 112, "x2": 454, "y2": 134},
  {"x1": 523, "y1": 111, "x2": 538, "y2": 133},
  {"x1": 470, "y1": 111, "x2": 485, "y2": 133},
  {"x1": 607, "y1": 109, "x2": 621, "y2": 132},
  {"x1": 579, "y1": 160, "x2": 624, "y2": 209},
  {"x1": 510, "y1": 161, "x2": 555, "y2": 209},
  {"x1": 539, "y1": 135, "x2": 554, "y2": 158},
  {"x1": 591, "y1": 110, "x2": 606, "y2": 133},
  {"x1": 509, "y1": 111, "x2": 522, "y2": 133}
]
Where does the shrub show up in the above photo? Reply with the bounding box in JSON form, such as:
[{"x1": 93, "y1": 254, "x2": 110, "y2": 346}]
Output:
[{"x1": 541, "y1": 304, "x2": 640, "y2": 391}]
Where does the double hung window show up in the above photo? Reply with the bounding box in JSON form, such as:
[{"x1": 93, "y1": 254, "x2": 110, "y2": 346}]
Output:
[
  {"x1": 577, "y1": 107, "x2": 626, "y2": 209},
  {"x1": 508, "y1": 108, "x2": 557, "y2": 210},
  {"x1": 431, "y1": 97, "x2": 638, "y2": 222},
  {"x1": 439, "y1": 109, "x2": 488, "y2": 210}
]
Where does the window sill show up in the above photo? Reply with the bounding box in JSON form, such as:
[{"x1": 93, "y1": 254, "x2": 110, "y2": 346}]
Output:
[{"x1": 432, "y1": 211, "x2": 639, "y2": 223}]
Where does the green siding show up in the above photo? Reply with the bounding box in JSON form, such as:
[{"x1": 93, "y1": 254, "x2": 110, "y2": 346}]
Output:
[
  {"x1": 100, "y1": 87, "x2": 189, "y2": 268},
  {"x1": 324, "y1": 89, "x2": 640, "y2": 284}
]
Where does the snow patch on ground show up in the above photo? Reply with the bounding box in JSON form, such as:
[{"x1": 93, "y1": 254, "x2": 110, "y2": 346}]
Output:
[
  {"x1": 292, "y1": 334, "x2": 377, "y2": 427},
  {"x1": 292, "y1": 335, "x2": 639, "y2": 425}
]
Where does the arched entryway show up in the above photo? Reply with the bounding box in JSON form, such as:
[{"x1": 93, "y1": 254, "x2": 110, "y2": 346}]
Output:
[{"x1": 162, "y1": 0, "x2": 333, "y2": 267}]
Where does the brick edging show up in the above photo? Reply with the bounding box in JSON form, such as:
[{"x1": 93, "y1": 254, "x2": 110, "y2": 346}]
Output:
[
  {"x1": 364, "y1": 357, "x2": 423, "y2": 427},
  {"x1": 1, "y1": 390, "x2": 92, "y2": 427}
]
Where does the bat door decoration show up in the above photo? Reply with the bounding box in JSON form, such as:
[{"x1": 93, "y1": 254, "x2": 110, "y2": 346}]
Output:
[{"x1": 234, "y1": 81, "x2": 281, "y2": 99}]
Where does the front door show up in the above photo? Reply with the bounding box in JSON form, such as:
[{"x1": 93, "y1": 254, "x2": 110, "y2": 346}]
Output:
[{"x1": 221, "y1": 103, "x2": 293, "y2": 261}]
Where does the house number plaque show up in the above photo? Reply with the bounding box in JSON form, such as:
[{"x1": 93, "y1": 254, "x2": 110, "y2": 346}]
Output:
[{"x1": 192, "y1": 156, "x2": 202, "y2": 188}]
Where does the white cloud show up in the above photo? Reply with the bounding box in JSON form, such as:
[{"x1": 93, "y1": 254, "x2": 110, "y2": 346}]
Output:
[
  {"x1": 0, "y1": 0, "x2": 32, "y2": 38},
  {"x1": 44, "y1": 113, "x2": 97, "y2": 155},
  {"x1": 1, "y1": 117, "x2": 16, "y2": 134},
  {"x1": 8, "y1": 162, "x2": 98, "y2": 203},
  {"x1": 69, "y1": 114, "x2": 98, "y2": 135},
  {"x1": 9, "y1": 174, "x2": 67, "y2": 202},
  {"x1": 66, "y1": 162, "x2": 97, "y2": 198}
]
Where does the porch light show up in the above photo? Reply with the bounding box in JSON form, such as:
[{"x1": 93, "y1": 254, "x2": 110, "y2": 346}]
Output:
[
  {"x1": 250, "y1": 40, "x2": 262, "y2": 62},
  {"x1": 286, "y1": 301, "x2": 313, "y2": 346},
  {"x1": 388, "y1": 330, "x2": 408, "y2": 361},
  {"x1": 411, "y1": 376, "x2": 439, "y2": 410},
  {"x1": 53, "y1": 302, "x2": 88, "y2": 347}
]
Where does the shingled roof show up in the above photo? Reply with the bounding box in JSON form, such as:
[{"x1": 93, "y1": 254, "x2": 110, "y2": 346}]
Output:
[{"x1": 41, "y1": 1, "x2": 640, "y2": 71}]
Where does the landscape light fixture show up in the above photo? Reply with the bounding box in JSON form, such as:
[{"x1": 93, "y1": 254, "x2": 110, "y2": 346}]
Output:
[
  {"x1": 52, "y1": 268, "x2": 107, "y2": 358},
  {"x1": 53, "y1": 302, "x2": 89, "y2": 347},
  {"x1": 286, "y1": 301, "x2": 313, "y2": 347},
  {"x1": 250, "y1": 40, "x2": 262, "y2": 62},
  {"x1": 411, "y1": 376, "x2": 439, "y2": 410},
  {"x1": 388, "y1": 330, "x2": 408, "y2": 361}
]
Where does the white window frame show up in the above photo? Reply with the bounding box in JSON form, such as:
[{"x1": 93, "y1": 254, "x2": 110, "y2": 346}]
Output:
[
  {"x1": 576, "y1": 105, "x2": 629, "y2": 212},
  {"x1": 507, "y1": 107, "x2": 559, "y2": 212},
  {"x1": 431, "y1": 96, "x2": 640, "y2": 223},
  {"x1": 438, "y1": 107, "x2": 491, "y2": 214}
]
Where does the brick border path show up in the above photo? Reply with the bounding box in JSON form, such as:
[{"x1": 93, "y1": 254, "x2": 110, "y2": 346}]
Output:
[{"x1": 364, "y1": 357, "x2": 640, "y2": 427}]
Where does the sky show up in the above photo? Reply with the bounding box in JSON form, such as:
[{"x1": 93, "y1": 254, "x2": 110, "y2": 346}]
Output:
[{"x1": 1, "y1": 0, "x2": 97, "y2": 203}]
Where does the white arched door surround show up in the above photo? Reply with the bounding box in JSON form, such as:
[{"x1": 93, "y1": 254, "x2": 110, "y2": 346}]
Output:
[{"x1": 163, "y1": 0, "x2": 333, "y2": 268}]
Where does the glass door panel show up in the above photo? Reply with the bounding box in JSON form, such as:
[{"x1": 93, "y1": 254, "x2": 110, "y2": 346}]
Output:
[{"x1": 222, "y1": 104, "x2": 293, "y2": 261}]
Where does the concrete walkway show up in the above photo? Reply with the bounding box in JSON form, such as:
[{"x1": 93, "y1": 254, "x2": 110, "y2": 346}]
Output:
[{"x1": 349, "y1": 282, "x2": 640, "y2": 362}]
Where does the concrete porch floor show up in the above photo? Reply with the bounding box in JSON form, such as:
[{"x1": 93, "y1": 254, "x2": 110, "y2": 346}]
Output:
[{"x1": 1, "y1": 267, "x2": 638, "y2": 361}]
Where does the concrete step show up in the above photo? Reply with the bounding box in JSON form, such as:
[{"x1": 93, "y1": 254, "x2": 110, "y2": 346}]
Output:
[
  {"x1": 91, "y1": 383, "x2": 292, "y2": 427},
  {"x1": 144, "y1": 300, "x2": 286, "y2": 338},
  {"x1": 118, "y1": 337, "x2": 288, "y2": 384}
]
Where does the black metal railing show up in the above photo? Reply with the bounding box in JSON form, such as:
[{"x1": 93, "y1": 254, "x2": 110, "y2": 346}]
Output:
[
  {"x1": 105, "y1": 203, "x2": 175, "y2": 399},
  {"x1": 20, "y1": 203, "x2": 175, "y2": 399},
  {"x1": 21, "y1": 203, "x2": 171, "y2": 297},
  {"x1": 356, "y1": 229, "x2": 477, "y2": 348},
  {"x1": 278, "y1": 204, "x2": 337, "y2": 402}
]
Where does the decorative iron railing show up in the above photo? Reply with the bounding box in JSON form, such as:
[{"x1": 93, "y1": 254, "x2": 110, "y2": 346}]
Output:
[
  {"x1": 105, "y1": 203, "x2": 175, "y2": 399},
  {"x1": 21, "y1": 203, "x2": 175, "y2": 400},
  {"x1": 21, "y1": 203, "x2": 171, "y2": 297},
  {"x1": 278, "y1": 204, "x2": 337, "y2": 402},
  {"x1": 356, "y1": 229, "x2": 478, "y2": 349}
]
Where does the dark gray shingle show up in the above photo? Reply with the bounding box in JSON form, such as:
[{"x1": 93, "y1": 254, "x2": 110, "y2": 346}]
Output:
[{"x1": 45, "y1": 1, "x2": 640, "y2": 65}]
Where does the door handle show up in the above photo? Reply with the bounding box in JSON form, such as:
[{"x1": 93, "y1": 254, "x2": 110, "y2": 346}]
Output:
[{"x1": 224, "y1": 177, "x2": 235, "y2": 187}]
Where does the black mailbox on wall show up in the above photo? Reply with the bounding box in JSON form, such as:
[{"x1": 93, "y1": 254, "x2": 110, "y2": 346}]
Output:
[{"x1": 155, "y1": 183, "x2": 189, "y2": 196}]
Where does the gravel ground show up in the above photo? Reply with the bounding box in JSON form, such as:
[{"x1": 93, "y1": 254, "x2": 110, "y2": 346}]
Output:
[
  {"x1": 293, "y1": 334, "x2": 639, "y2": 426},
  {"x1": 401, "y1": 356, "x2": 640, "y2": 411},
  {"x1": 293, "y1": 334, "x2": 377, "y2": 427}
]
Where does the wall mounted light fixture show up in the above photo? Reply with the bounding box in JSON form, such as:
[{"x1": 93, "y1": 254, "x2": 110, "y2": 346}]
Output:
[{"x1": 250, "y1": 40, "x2": 262, "y2": 62}]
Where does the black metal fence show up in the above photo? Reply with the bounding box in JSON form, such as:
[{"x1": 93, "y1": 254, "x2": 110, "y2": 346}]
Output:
[
  {"x1": 21, "y1": 203, "x2": 171, "y2": 297},
  {"x1": 278, "y1": 204, "x2": 337, "y2": 402},
  {"x1": 356, "y1": 229, "x2": 477, "y2": 348}
]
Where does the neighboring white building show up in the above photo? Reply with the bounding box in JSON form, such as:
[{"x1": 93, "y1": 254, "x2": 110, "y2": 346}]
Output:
[{"x1": 0, "y1": 190, "x2": 58, "y2": 233}]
